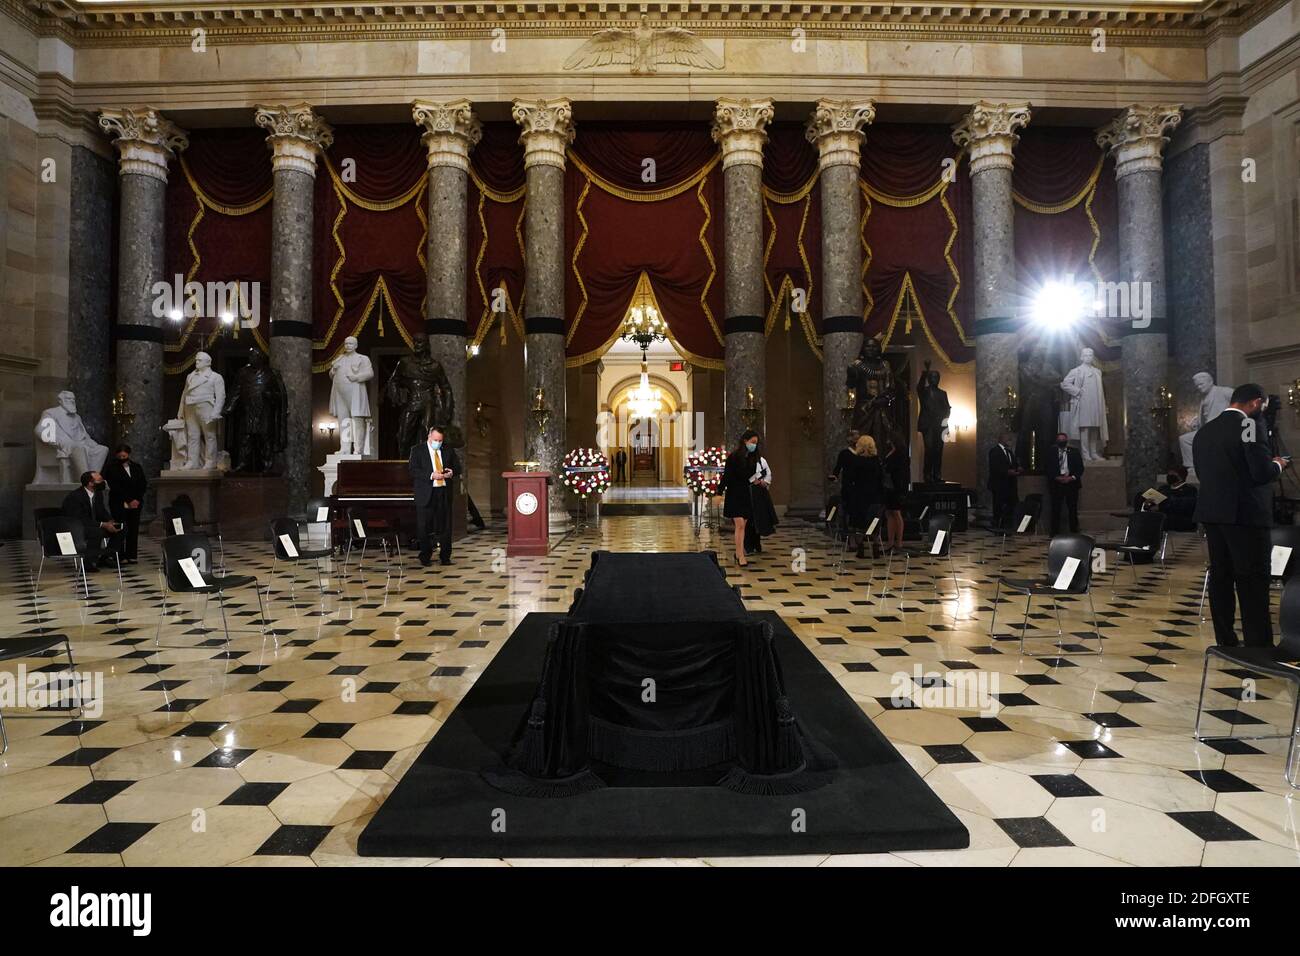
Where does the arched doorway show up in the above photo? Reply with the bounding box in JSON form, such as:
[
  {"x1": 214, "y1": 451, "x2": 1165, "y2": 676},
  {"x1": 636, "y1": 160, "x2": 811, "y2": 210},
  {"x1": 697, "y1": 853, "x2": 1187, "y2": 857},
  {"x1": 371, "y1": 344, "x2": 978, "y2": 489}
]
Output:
[{"x1": 603, "y1": 366, "x2": 686, "y2": 485}]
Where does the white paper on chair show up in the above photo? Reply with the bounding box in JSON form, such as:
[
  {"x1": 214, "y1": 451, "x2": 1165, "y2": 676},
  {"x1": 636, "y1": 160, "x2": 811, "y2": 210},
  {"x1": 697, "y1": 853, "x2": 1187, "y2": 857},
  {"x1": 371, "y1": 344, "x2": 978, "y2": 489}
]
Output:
[
  {"x1": 826, "y1": 506, "x2": 837, "y2": 524},
  {"x1": 316, "y1": 507, "x2": 329, "y2": 522},
  {"x1": 55, "y1": 532, "x2": 75, "y2": 556},
  {"x1": 353, "y1": 519, "x2": 366, "y2": 539},
  {"x1": 866, "y1": 517, "x2": 879, "y2": 536},
  {"x1": 171, "y1": 517, "x2": 183, "y2": 534},
  {"x1": 919, "y1": 506, "x2": 929, "y2": 520},
  {"x1": 930, "y1": 530, "x2": 946, "y2": 555},
  {"x1": 1017, "y1": 515, "x2": 1032, "y2": 533},
  {"x1": 278, "y1": 534, "x2": 299, "y2": 558},
  {"x1": 177, "y1": 556, "x2": 206, "y2": 589},
  {"x1": 1053, "y1": 556, "x2": 1081, "y2": 591},
  {"x1": 1273, "y1": 545, "x2": 1293, "y2": 577}
]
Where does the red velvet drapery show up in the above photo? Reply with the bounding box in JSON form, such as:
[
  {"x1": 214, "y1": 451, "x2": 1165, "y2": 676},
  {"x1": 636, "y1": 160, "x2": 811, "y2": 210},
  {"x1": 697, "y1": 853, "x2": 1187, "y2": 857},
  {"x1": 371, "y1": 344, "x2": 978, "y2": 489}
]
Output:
[
  {"x1": 762, "y1": 123, "x2": 822, "y2": 354},
  {"x1": 467, "y1": 122, "x2": 526, "y2": 349}
]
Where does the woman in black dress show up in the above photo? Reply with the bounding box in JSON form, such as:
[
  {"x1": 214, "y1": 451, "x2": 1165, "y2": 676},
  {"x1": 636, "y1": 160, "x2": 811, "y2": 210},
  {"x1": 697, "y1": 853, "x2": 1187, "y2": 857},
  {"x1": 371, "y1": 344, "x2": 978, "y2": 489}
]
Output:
[
  {"x1": 881, "y1": 435, "x2": 910, "y2": 552},
  {"x1": 722, "y1": 429, "x2": 761, "y2": 566},
  {"x1": 844, "y1": 435, "x2": 884, "y2": 557}
]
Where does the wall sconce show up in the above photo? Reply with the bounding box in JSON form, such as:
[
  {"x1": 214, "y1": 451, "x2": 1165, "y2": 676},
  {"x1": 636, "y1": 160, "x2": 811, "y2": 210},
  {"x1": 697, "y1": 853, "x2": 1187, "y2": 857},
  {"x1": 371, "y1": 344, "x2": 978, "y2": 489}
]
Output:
[
  {"x1": 1288, "y1": 379, "x2": 1300, "y2": 413},
  {"x1": 1150, "y1": 384, "x2": 1174, "y2": 425},
  {"x1": 740, "y1": 384, "x2": 762, "y2": 430},
  {"x1": 841, "y1": 386, "x2": 858, "y2": 416},
  {"x1": 997, "y1": 386, "x2": 1019, "y2": 429},
  {"x1": 111, "y1": 389, "x2": 135, "y2": 436},
  {"x1": 799, "y1": 398, "x2": 815, "y2": 434},
  {"x1": 474, "y1": 400, "x2": 491, "y2": 438},
  {"x1": 318, "y1": 420, "x2": 337, "y2": 437},
  {"x1": 530, "y1": 385, "x2": 551, "y2": 436}
]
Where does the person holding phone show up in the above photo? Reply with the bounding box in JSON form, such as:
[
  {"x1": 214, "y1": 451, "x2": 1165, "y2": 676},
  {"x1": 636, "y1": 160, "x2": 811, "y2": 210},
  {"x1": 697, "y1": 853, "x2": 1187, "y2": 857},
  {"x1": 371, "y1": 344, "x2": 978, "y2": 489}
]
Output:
[
  {"x1": 409, "y1": 425, "x2": 461, "y2": 567},
  {"x1": 61, "y1": 470, "x2": 122, "y2": 571}
]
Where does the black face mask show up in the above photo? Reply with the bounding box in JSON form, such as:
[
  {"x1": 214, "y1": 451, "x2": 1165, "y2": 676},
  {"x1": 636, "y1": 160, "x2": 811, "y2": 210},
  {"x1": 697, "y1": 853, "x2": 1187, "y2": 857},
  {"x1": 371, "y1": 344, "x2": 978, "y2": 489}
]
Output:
[
  {"x1": 92, "y1": 481, "x2": 106, "y2": 491},
  {"x1": 1166, "y1": 475, "x2": 1180, "y2": 486},
  {"x1": 1056, "y1": 440, "x2": 1068, "y2": 449}
]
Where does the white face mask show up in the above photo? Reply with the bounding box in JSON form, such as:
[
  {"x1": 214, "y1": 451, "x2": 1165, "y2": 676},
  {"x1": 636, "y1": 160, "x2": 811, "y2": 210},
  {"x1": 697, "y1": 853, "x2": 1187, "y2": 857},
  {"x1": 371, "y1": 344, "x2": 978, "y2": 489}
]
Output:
[{"x1": 429, "y1": 439, "x2": 442, "y2": 451}]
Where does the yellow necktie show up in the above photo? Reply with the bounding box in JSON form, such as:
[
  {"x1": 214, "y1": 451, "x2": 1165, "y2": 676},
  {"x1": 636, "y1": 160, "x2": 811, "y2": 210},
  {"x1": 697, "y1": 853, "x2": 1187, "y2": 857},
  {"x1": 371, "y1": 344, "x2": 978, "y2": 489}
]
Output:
[{"x1": 433, "y1": 448, "x2": 444, "y2": 487}]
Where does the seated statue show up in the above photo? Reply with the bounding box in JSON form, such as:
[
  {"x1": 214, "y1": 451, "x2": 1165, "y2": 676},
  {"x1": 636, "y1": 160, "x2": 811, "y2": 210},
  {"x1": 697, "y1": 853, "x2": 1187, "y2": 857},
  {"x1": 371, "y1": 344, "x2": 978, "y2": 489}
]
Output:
[
  {"x1": 1179, "y1": 372, "x2": 1233, "y2": 469},
  {"x1": 33, "y1": 390, "x2": 108, "y2": 485}
]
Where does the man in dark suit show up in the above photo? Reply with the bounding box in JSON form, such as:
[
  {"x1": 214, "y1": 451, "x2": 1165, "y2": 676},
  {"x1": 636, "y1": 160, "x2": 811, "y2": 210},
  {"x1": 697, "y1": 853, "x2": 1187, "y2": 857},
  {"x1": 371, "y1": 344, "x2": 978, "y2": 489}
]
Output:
[
  {"x1": 103, "y1": 443, "x2": 147, "y2": 563},
  {"x1": 1193, "y1": 383, "x2": 1290, "y2": 647},
  {"x1": 61, "y1": 470, "x2": 122, "y2": 571},
  {"x1": 1133, "y1": 465, "x2": 1198, "y2": 533},
  {"x1": 408, "y1": 425, "x2": 460, "y2": 566},
  {"x1": 1047, "y1": 431, "x2": 1085, "y2": 534},
  {"x1": 987, "y1": 431, "x2": 1022, "y2": 529},
  {"x1": 615, "y1": 448, "x2": 627, "y2": 483}
]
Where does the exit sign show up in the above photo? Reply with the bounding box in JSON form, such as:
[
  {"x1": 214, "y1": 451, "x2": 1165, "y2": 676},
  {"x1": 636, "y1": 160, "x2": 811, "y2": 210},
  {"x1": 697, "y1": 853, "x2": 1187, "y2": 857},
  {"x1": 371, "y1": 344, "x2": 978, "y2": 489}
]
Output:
[{"x1": 670, "y1": 360, "x2": 685, "y2": 371}]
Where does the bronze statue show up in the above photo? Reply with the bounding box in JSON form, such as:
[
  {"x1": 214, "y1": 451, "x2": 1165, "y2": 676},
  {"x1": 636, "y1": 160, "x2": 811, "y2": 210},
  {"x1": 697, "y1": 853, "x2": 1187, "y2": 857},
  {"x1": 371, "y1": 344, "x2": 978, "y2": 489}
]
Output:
[
  {"x1": 222, "y1": 347, "x2": 288, "y2": 474},
  {"x1": 916, "y1": 359, "x2": 951, "y2": 484},
  {"x1": 1016, "y1": 340, "x2": 1063, "y2": 475},
  {"x1": 384, "y1": 336, "x2": 459, "y2": 451},
  {"x1": 847, "y1": 337, "x2": 901, "y2": 452}
]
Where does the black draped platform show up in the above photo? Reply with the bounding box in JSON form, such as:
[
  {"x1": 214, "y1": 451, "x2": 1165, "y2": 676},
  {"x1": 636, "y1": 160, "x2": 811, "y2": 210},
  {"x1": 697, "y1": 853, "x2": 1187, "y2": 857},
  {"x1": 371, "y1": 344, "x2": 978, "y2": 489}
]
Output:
[{"x1": 358, "y1": 551, "x2": 968, "y2": 858}]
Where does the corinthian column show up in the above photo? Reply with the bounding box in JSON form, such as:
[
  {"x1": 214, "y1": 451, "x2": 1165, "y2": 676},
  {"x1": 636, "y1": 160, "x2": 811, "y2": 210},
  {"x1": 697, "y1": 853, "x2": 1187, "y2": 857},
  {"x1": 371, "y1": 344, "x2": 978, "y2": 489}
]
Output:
[
  {"x1": 254, "y1": 103, "x2": 333, "y2": 513},
  {"x1": 712, "y1": 98, "x2": 774, "y2": 446},
  {"x1": 512, "y1": 97, "x2": 574, "y2": 533},
  {"x1": 807, "y1": 98, "x2": 875, "y2": 497},
  {"x1": 1097, "y1": 105, "x2": 1183, "y2": 501},
  {"x1": 952, "y1": 101, "x2": 1031, "y2": 504},
  {"x1": 99, "y1": 107, "x2": 188, "y2": 480},
  {"x1": 413, "y1": 99, "x2": 481, "y2": 458}
]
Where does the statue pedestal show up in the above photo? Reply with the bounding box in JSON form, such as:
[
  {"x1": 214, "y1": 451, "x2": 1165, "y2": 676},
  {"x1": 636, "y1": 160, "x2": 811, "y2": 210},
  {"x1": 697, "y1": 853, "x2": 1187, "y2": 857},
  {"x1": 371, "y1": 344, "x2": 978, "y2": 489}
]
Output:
[
  {"x1": 218, "y1": 475, "x2": 288, "y2": 541},
  {"x1": 319, "y1": 452, "x2": 362, "y2": 496},
  {"x1": 1075, "y1": 457, "x2": 1129, "y2": 532},
  {"x1": 22, "y1": 483, "x2": 78, "y2": 539},
  {"x1": 155, "y1": 470, "x2": 224, "y2": 530}
]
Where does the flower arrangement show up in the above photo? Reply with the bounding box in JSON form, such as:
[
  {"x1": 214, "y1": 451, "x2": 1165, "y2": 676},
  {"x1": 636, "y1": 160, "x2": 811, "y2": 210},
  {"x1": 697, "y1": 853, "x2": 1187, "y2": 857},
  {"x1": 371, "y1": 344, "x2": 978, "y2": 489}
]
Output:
[
  {"x1": 684, "y1": 446, "x2": 727, "y2": 496},
  {"x1": 560, "y1": 448, "x2": 612, "y2": 498}
]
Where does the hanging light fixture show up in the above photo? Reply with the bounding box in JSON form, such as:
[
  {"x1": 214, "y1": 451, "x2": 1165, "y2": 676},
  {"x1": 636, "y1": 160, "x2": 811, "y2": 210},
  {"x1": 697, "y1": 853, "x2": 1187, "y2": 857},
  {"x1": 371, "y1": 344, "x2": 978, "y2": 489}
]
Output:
[{"x1": 627, "y1": 358, "x2": 664, "y2": 420}]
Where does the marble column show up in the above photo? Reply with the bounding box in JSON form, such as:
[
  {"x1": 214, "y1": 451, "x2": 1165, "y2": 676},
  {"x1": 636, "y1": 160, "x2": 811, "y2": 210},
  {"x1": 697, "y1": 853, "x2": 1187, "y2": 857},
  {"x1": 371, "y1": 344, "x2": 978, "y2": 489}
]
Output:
[
  {"x1": 952, "y1": 101, "x2": 1031, "y2": 503},
  {"x1": 413, "y1": 99, "x2": 481, "y2": 454},
  {"x1": 99, "y1": 108, "x2": 189, "y2": 480},
  {"x1": 255, "y1": 103, "x2": 333, "y2": 514},
  {"x1": 1097, "y1": 105, "x2": 1183, "y2": 501},
  {"x1": 512, "y1": 98, "x2": 574, "y2": 533},
  {"x1": 712, "y1": 98, "x2": 774, "y2": 447},
  {"x1": 807, "y1": 98, "x2": 875, "y2": 498}
]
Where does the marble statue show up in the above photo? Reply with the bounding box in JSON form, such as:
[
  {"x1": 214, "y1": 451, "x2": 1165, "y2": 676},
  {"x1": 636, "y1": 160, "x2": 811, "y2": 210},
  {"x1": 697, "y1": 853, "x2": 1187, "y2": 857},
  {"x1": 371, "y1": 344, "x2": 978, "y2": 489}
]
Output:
[
  {"x1": 847, "y1": 337, "x2": 899, "y2": 453},
  {"x1": 33, "y1": 390, "x2": 108, "y2": 485},
  {"x1": 1179, "y1": 371, "x2": 1234, "y2": 468},
  {"x1": 162, "y1": 419, "x2": 188, "y2": 471},
  {"x1": 915, "y1": 360, "x2": 951, "y2": 483},
  {"x1": 1060, "y1": 347, "x2": 1109, "y2": 461},
  {"x1": 1017, "y1": 341, "x2": 1063, "y2": 473},
  {"x1": 329, "y1": 336, "x2": 374, "y2": 456},
  {"x1": 223, "y1": 348, "x2": 288, "y2": 474},
  {"x1": 177, "y1": 351, "x2": 225, "y2": 470},
  {"x1": 384, "y1": 336, "x2": 458, "y2": 451}
]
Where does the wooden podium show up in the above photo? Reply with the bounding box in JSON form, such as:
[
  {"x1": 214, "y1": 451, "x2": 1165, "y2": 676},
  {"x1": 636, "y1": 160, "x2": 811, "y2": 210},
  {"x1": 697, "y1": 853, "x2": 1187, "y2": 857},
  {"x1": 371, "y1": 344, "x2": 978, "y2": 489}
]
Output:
[{"x1": 503, "y1": 470, "x2": 551, "y2": 556}]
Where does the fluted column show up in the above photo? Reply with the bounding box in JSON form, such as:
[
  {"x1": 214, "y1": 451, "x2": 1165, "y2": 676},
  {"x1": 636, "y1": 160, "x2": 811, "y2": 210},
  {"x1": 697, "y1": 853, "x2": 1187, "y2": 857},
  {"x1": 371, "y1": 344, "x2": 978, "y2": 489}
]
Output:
[
  {"x1": 512, "y1": 97, "x2": 574, "y2": 533},
  {"x1": 413, "y1": 99, "x2": 481, "y2": 458},
  {"x1": 712, "y1": 98, "x2": 774, "y2": 446},
  {"x1": 952, "y1": 101, "x2": 1031, "y2": 504},
  {"x1": 807, "y1": 98, "x2": 875, "y2": 497},
  {"x1": 1097, "y1": 105, "x2": 1183, "y2": 501},
  {"x1": 99, "y1": 108, "x2": 188, "y2": 481},
  {"x1": 255, "y1": 103, "x2": 333, "y2": 513}
]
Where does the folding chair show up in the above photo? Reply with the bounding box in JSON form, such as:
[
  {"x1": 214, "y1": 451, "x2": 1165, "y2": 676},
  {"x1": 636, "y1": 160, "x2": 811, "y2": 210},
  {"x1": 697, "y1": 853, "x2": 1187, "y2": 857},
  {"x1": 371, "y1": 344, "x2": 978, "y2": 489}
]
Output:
[
  {"x1": 886, "y1": 512, "x2": 958, "y2": 604},
  {"x1": 170, "y1": 496, "x2": 225, "y2": 571},
  {"x1": 0, "y1": 631, "x2": 81, "y2": 754},
  {"x1": 1112, "y1": 511, "x2": 1168, "y2": 587},
  {"x1": 1194, "y1": 576, "x2": 1300, "y2": 788},
  {"x1": 834, "y1": 505, "x2": 885, "y2": 576},
  {"x1": 34, "y1": 516, "x2": 119, "y2": 600},
  {"x1": 989, "y1": 533, "x2": 1102, "y2": 655},
  {"x1": 269, "y1": 517, "x2": 336, "y2": 601},
  {"x1": 978, "y1": 497, "x2": 1041, "y2": 565},
  {"x1": 342, "y1": 507, "x2": 404, "y2": 585},
  {"x1": 157, "y1": 533, "x2": 268, "y2": 648}
]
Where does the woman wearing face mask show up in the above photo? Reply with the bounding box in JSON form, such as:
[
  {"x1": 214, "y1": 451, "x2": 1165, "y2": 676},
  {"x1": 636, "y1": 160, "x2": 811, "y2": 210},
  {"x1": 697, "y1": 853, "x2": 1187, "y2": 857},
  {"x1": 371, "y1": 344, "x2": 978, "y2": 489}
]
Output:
[{"x1": 722, "y1": 430, "x2": 773, "y2": 566}]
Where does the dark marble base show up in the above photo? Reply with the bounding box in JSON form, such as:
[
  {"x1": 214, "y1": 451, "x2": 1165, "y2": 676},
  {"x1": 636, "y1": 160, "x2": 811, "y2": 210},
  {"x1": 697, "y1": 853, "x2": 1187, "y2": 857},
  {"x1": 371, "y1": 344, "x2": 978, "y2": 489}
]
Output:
[{"x1": 218, "y1": 474, "x2": 288, "y2": 541}]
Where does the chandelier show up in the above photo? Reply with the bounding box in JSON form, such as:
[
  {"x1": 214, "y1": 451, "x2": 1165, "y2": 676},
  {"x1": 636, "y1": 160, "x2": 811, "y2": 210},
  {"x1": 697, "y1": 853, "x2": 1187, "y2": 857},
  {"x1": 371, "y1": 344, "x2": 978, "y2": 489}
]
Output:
[
  {"x1": 621, "y1": 286, "x2": 668, "y2": 352},
  {"x1": 627, "y1": 360, "x2": 664, "y2": 420}
]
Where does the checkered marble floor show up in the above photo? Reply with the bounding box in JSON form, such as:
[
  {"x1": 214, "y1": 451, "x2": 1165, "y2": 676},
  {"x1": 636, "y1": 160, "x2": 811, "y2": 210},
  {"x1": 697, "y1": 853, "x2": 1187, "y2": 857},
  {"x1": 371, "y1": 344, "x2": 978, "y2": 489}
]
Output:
[{"x1": 1, "y1": 517, "x2": 1297, "y2": 867}]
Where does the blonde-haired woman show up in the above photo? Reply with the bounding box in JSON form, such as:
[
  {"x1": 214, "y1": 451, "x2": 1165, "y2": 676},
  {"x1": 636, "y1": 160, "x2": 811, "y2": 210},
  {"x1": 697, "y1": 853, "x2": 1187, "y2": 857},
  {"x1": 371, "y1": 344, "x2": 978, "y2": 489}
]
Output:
[{"x1": 845, "y1": 434, "x2": 884, "y2": 558}]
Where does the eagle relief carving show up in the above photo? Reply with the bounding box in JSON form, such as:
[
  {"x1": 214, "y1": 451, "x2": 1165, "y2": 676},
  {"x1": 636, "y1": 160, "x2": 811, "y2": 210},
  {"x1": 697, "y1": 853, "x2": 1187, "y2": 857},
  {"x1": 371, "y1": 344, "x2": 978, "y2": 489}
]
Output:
[{"x1": 563, "y1": 16, "x2": 723, "y2": 74}]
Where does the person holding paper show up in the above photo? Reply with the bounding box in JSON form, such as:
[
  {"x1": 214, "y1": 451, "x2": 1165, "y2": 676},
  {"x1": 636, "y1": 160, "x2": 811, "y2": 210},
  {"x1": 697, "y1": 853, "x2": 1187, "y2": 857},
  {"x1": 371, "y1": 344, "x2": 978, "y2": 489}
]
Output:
[
  {"x1": 103, "y1": 443, "x2": 147, "y2": 563},
  {"x1": 60, "y1": 470, "x2": 122, "y2": 571},
  {"x1": 1047, "y1": 431, "x2": 1084, "y2": 534},
  {"x1": 408, "y1": 425, "x2": 461, "y2": 567},
  {"x1": 1133, "y1": 466, "x2": 1197, "y2": 533},
  {"x1": 1193, "y1": 384, "x2": 1291, "y2": 647},
  {"x1": 987, "y1": 431, "x2": 1022, "y2": 530}
]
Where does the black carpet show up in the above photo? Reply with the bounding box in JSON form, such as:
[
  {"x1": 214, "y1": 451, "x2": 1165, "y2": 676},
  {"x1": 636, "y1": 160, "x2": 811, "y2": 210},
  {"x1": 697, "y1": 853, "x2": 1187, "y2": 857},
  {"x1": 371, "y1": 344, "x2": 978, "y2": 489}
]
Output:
[{"x1": 359, "y1": 610, "x2": 969, "y2": 858}]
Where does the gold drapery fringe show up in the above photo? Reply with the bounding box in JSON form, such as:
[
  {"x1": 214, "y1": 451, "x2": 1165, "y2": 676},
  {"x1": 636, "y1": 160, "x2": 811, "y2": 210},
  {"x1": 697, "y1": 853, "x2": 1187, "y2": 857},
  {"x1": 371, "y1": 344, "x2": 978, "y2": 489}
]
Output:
[
  {"x1": 1012, "y1": 156, "x2": 1103, "y2": 214},
  {"x1": 566, "y1": 149, "x2": 720, "y2": 203},
  {"x1": 179, "y1": 156, "x2": 272, "y2": 216},
  {"x1": 312, "y1": 275, "x2": 414, "y2": 373},
  {"x1": 323, "y1": 156, "x2": 425, "y2": 211},
  {"x1": 565, "y1": 176, "x2": 593, "y2": 346},
  {"x1": 696, "y1": 174, "x2": 722, "y2": 348},
  {"x1": 469, "y1": 168, "x2": 526, "y2": 205}
]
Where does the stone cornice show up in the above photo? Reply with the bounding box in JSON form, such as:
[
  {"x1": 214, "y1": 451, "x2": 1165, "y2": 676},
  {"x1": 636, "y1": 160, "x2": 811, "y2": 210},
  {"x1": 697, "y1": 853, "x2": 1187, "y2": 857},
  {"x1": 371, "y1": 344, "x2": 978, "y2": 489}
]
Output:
[{"x1": 5, "y1": 0, "x2": 1273, "y2": 49}]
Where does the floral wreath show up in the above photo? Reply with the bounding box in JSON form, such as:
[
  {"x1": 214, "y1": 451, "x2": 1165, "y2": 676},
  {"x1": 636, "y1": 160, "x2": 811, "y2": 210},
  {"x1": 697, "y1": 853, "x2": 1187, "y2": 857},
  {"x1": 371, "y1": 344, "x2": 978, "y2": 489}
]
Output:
[
  {"x1": 560, "y1": 448, "x2": 612, "y2": 498},
  {"x1": 684, "y1": 446, "x2": 727, "y2": 496}
]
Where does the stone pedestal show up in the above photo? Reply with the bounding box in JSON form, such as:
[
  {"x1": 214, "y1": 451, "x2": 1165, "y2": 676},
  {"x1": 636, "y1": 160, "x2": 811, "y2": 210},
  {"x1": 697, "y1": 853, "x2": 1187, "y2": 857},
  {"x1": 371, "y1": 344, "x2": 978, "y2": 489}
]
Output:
[
  {"x1": 319, "y1": 451, "x2": 361, "y2": 496},
  {"x1": 218, "y1": 475, "x2": 288, "y2": 541},
  {"x1": 1076, "y1": 458, "x2": 1130, "y2": 533},
  {"x1": 22, "y1": 484, "x2": 78, "y2": 539},
  {"x1": 154, "y1": 470, "x2": 224, "y2": 527}
]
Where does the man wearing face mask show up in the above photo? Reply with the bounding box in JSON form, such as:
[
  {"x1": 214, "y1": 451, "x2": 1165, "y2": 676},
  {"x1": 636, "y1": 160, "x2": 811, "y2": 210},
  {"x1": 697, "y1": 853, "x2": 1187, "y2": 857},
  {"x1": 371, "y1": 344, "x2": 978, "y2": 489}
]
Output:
[
  {"x1": 409, "y1": 424, "x2": 461, "y2": 567},
  {"x1": 1193, "y1": 384, "x2": 1291, "y2": 647},
  {"x1": 60, "y1": 470, "x2": 123, "y2": 571},
  {"x1": 103, "y1": 443, "x2": 147, "y2": 563},
  {"x1": 1047, "y1": 431, "x2": 1084, "y2": 534}
]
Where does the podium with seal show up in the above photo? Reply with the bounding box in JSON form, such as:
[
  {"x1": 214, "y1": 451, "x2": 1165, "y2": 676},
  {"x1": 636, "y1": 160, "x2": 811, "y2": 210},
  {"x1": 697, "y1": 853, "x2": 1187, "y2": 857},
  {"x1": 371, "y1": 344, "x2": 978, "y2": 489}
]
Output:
[{"x1": 503, "y1": 469, "x2": 552, "y2": 556}]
